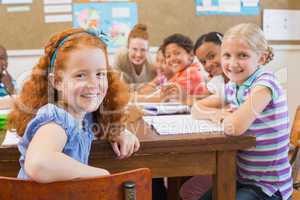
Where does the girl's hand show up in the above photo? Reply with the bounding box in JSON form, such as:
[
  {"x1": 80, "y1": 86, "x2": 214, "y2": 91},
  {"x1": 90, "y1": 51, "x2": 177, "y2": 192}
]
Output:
[
  {"x1": 161, "y1": 83, "x2": 186, "y2": 102},
  {"x1": 210, "y1": 108, "x2": 232, "y2": 124},
  {"x1": 225, "y1": 105, "x2": 238, "y2": 113},
  {"x1": 110, "y1": 130, "x2": 140, "y2": 159}
]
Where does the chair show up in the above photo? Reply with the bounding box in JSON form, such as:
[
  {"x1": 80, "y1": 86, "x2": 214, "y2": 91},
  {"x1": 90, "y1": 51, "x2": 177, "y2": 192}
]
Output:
[
  {"x1": 0, "y1": 168, "x2": 151, "y2": 200},
  {"x1": 289, "y1": 106, "x2": 300, "y2": 199}
]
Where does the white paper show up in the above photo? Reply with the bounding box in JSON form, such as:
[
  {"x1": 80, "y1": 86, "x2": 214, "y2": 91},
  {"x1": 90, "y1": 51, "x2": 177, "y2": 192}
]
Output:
[
  {"x1": 139, "y1": 102, "x2": 190, "y2": 116},
  {"x1": 45, "y1": 14, "x2": 72, "y2": 23},
  {"x1": 0, "y1": 109, "x2": 10, "y2": 115},
  {"x1": 143, "y1": 115, "x2": 223, "y2": 135},
  {"x1": 197, "y1": 0, "x2": 219, "y2": 12},
  {"x1": 2, "y1": 0, "x2": 32, "y2": 4},
  {"x1": 242, "y1": 0, "x2": 259, "y2": 7},
  {"x1": 264, "y1": 9, "x2": 300, "y2": 40},
  {"x1": 1, "y1": 130, "x2": 20, "y2": 146},
  {"x1": 196, "y1": 6, "x2": 219, "y2": 12},
  {"x1": 6, "y1": 5, "x2": 30, "y2": 12},
  {"x1": 43, "y1": 0, "x2": 72, "y2": 5},
  {"x1": 112, "y1": 7, "x2": 130, "y2": 18},
  {"x1": 219, "y1": 0, "x2": 241, "y2": 12},
  {"x1": 202, "y1": 0, "x2": 212, "y2": 7},
  {"x1": 44, "y1": 5, "x2": 72, "y2": 13}
]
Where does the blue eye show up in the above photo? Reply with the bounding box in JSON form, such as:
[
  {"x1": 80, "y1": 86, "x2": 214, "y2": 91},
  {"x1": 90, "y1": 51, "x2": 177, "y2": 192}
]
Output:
[{"x1": 96, "y1": 72, "x2": 106, "y2": 79}]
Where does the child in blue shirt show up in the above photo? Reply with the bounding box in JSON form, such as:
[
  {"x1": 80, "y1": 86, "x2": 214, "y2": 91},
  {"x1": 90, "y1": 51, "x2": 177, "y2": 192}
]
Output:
[
  {"x1": 0, "y1": 45, "x2": 15, "y2": 96},
  {"x1": 7, "y1": 28, "x2": 140, "y2": 183},
  {"x1": 0, "y1": 45, "x2": 16, "y2": 110}
]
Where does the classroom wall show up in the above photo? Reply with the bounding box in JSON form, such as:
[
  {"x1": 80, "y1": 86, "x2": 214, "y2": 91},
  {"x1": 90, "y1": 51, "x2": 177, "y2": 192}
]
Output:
[
  {"x1": 7, "y1": 45, "x2": 300, "y2": 120},
  {"x1": 263, "y1": 46, "x2": 300, "y2": 120},
  {"x1": 1, "y1": 0, "x2": 299, "y2": 49}
]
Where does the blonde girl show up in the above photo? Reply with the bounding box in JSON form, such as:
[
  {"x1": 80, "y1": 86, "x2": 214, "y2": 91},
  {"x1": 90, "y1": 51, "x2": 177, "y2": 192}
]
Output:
[{"x1": 193, "y1": 23, "x2": 292, "y2": 200}]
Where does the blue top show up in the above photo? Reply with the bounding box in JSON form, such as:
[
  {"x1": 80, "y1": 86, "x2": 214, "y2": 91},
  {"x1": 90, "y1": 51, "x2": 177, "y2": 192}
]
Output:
[
  {"x1": 0, "y1": 82, "x2": 9, "y2": 96},
  {"x1": 0, "y1": 80, "x2": 16, "y2": 97},
  {"x1": 17, "y1": 103, "x2": 95, "y2": 179}
]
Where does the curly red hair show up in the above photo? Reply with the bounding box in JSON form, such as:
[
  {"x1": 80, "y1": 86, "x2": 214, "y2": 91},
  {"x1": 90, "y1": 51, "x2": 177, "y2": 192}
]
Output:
[{"x1": 7, "y1": 28, "x2": 129, "y2": 141}]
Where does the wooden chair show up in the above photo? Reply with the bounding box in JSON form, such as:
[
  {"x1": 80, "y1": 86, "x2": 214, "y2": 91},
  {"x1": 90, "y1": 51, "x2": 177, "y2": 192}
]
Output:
[
  {"x1": 289, "y1": 106, "x2": 300, "y2": 199},
  {"x1": 0, "y1": 168, "x2": 151, "y2": 200}
]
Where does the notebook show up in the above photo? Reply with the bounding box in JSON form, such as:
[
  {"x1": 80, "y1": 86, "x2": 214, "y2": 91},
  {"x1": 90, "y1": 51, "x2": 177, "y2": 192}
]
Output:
[
  {"x1": 143, "y1": 114, "x2": 223, "y2": 135},
  {"x1": 138, "y1": 102, "x2": 190, "y2": 116},
  {"x1": 1, "y1": 130, "x2": 20, "y2": 146}
]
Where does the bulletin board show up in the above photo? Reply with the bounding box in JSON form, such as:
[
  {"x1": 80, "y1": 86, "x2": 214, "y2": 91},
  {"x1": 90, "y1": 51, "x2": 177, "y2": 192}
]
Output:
[{"x1": 0, "y1": 0, "x2": 299, "y2": 50}]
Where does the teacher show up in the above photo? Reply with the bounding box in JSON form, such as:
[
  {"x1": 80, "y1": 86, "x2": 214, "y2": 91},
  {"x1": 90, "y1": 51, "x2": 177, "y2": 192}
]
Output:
[{"x1": 114, "y1": 24, "x2": 156, "y2": 85}]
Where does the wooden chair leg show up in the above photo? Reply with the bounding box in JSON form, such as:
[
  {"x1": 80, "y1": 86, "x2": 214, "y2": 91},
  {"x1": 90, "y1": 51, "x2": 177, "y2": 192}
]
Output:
[{"x1": 293, "y1": 189, "x2": 300, "y2": 200}]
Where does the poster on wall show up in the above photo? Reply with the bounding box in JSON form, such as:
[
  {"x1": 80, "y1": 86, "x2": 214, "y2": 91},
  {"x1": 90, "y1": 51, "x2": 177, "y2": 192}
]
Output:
[
  {"x1": 195, "y1": 0, "x2": 260, "y2": 16},
  {"x1": 73, "y1": 2, "x2": 137, "y2": 49}
]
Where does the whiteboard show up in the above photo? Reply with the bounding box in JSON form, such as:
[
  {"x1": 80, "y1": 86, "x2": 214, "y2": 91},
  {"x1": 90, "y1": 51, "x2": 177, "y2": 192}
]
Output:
[{"x1": 264, "y1": 9, "x2": 300, "y2": 40}]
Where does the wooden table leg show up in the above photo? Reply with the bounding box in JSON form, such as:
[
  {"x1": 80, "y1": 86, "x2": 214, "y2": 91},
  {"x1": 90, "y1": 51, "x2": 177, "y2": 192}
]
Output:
[
  {"x1": 213, "y1": 151, "x2": 236, "y2": 200},
  {"x1": 167, "y1": 177, "x2": 185, "y2": 200}
]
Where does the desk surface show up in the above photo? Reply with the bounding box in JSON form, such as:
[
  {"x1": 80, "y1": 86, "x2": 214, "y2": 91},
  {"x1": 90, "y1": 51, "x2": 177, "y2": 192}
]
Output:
[
  {"x1": 0, "y1": 119, "x2": 256, "y2": 200},
  {"x1": 0, "y1": 119, "x2": 255, "y2": 175}
]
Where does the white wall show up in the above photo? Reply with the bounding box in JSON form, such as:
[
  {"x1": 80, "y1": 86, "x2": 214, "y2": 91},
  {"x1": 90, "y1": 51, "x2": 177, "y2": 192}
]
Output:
[
  {"x1": 264, "y1": 45, "x2": 300, "y2": 120},
  {"x1": 7, "y1": 45, "x2": 300, "y2": 120}
]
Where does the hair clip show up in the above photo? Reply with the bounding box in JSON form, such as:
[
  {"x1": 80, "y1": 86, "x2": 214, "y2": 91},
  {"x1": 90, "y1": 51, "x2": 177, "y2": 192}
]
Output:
[
  {"x1": 85, "y1": 28, "x2": 110, "y2": 45},
  {"x1": 216, "y1": 33, "x2": 223, "y2": 42}
]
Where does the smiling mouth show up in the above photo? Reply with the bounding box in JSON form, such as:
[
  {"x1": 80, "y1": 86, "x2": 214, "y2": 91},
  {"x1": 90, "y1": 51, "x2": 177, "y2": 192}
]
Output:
[
  {"x1": 228, "y1": 68, "x2": 243, "y2": 74},
  {"x1": 80, "y1": 94, "x2": 100, "y2": 98},
  {"x1": 134, "y1": 58, "x2": 142, "y2": 62},
  {"x1": 170, "y1": 63, "x2": 181, "y2": 68}
]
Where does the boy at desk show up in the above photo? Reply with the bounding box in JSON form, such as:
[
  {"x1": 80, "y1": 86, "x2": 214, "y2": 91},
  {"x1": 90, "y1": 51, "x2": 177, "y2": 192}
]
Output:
[{"x1": 0, "y1": 45, "x2": 16, "y2": 109}]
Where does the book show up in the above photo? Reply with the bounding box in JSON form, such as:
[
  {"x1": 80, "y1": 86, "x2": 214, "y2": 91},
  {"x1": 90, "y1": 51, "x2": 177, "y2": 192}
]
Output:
[
  {"x1": 1, "y1": 130, "x2": 20, "y2": 146},
  {"x1": 143, "y1": 114, "x2": 223, "y2": 135},
  {"x1": 137, "y1": 102, "x2": 190, "y2": 116}
]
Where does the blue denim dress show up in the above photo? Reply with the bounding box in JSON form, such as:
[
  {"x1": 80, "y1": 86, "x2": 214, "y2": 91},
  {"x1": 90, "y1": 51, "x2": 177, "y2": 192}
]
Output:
[{"x1": 17, "y1": 103, "x2": 94, "y2": 179}]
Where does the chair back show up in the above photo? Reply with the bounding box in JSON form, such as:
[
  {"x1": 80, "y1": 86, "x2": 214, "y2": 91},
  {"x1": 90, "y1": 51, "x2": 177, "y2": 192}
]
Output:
[
  {"x1": 0, "y1": 168, "x2": 151, "y2": 200},
  {"x1": 290, "y1": 106, "x2": 300, "y2": 148},
  {"x1": 289, "y1": 106, "x2": 300, "y2": 196}
]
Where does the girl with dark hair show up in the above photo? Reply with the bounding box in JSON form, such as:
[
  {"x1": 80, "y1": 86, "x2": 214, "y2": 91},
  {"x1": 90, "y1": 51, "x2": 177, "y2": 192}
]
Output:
[{"x1": 194, "y1": 32, "x2": 228, "y2": 98}]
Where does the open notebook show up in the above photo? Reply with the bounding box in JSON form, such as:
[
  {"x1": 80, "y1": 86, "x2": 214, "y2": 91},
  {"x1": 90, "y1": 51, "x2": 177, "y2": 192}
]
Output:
[
  {"x1": 143, "y1": 114, "x2": 223, "y2": 135},
  {"x1": 138, "y1": 102, "x2": 190, "y2": 116},
  {"x1": 1, "y1": 130, "x2": 20, "y2": 146}
]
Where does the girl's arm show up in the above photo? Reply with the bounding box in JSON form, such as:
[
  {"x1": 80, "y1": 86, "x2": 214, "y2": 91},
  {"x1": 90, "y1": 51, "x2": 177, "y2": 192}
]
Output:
[
  {"x1": 24, "y1": 123, "x2": 109, "y2": 183},
  {"x1": 136, "y1": 80, "x2": 158, "y2": 95},
  {"x1": 222, "y1": 85, "x2": 272, "y2": 136},
  {"x1": 130, "y1": 89, "x2": 162, "y2": 103},
  {"x1": 0, "y1": 94, "x2": 16, "y2": 109},
  {"x1": 191, "y1": 94, "x2": 226, "y2": 122}
]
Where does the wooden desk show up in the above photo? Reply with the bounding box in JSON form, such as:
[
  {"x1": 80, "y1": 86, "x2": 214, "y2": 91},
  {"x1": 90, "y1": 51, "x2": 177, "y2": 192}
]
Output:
[{"x1": 0, "y1": 120, "x2": 255, "y2": 200}]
